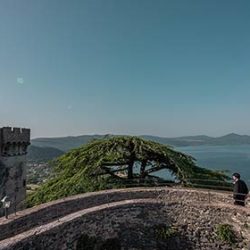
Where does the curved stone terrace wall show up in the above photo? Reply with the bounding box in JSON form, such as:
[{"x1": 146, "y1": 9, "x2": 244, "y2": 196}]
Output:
[
  {"x1": 0, "y1": 198, "x2": 249, "y2": 250},
  {"x1": 0, "y1": 187, "x2": 248, "y2": 242}
]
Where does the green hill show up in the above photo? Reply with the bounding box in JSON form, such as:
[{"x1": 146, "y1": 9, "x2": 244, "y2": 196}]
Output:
[
  {"x1": 31, "y1": 135, "x2": 106, "y2": 151},
  {"x1": 27, "y1": 145, "x2": 65, "y2": 162},
  {"x1": 31, "y1": 133, "x2": 250, "y2": 150},
  {"x1": 30, "y1": 133, "x2": 250, "y2": 159}
]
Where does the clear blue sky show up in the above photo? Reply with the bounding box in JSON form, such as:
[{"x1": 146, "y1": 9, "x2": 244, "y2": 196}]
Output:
[{"x1": 0, "y1": 0, "x2": 249, "y2": 138}]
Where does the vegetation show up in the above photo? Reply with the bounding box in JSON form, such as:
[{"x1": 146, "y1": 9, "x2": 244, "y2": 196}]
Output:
[
  {"x1": 26, "y1": 184, "x2": 40, "y2": 196},
  {"x1": 215, "y1": 224, "x2": 236, "y2": 244},
  {"x1": 31, "y1": 135, "x2": 105, "y2": 152},
  {"x1": 154, "y1": 224, "x2": 177, "y2": 240},
  {"x1": 27, "y1": 136, "x2": 229, "y2": 206},
  {"x1": 27, "y1": 163, "x2": 53, "y2": 184},
  {"x1": 27, "y1": 145, "x2": 64, "y2": 163}
]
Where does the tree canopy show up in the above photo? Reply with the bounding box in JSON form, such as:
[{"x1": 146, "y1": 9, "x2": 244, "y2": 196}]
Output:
[{"x1": 27, "y1": 136, "x2": 229, "y2": 206}]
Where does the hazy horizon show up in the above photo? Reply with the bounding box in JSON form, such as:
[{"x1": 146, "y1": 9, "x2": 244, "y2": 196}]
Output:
[
  {"x1": 29, "y1": 131, "x2": 250, "y2": 140},
  {"x1": 1, "y1": 0, "x2": 250, "y2": 138}
]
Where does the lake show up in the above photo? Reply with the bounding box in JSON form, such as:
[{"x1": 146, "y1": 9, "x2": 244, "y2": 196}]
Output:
[
  {"x1": 177, "y1": 145, "x2": 250, "y2": 186},
  {"x1": 155, "y1": 145, "x2": 250, "y2": 187}
]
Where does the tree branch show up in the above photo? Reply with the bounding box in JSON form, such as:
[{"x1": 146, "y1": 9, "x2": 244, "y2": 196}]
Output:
[
  {"x1": 101, "y1": 166, "x2": 124, "y2": 179},
  {"x1": 101, "y1": 161, "x2": 130, "y2": 167},
  {"x1": 145, "y1": 164, "x2": 167, "y2": 174}
]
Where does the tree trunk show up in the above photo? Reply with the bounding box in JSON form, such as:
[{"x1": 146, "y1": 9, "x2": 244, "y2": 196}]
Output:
[
  {"x1": 140, "y1": 160, "x2": 147, "y2": 179},
  {"x1": 127, "y1": 161, "x2": 134, "y2": 179}
]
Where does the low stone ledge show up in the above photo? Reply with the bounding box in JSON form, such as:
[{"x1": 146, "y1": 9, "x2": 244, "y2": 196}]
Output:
[
  {"x1": 0, "y1": 187, "x2": 248, "y2": 242},
  {"x1": 0, "y1": 198, "x2": 249, "y2": 250}
]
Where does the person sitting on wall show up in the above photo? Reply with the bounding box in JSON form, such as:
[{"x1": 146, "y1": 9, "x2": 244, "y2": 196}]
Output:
[{"x1": 232, "y1": 173, "x2": 249, "y2": 206}]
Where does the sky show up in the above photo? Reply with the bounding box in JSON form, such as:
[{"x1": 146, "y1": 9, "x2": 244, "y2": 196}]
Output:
[{"x1": 0, "y1": 0, "x2": 250, "y2": 138}]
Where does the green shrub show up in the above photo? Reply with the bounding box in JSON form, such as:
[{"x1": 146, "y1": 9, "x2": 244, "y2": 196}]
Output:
[
  {"x1": 154, "y1": 224, "x2": 177, "y2": 240},
  {"x1": 215, "y1": 224, "x2": 236, "y2": 244}
]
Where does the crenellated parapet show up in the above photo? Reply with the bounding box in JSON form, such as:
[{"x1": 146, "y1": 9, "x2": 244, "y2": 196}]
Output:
[
  {"x1": 0, "y1": 127, "x2": 30, "y2": 144},
  {"x1": 0, "y1": 127, "x2": 30, "y2": 156}
]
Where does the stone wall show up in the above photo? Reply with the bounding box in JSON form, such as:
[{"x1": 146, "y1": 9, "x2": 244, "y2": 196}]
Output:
[
  {"x1": 0, "y1": 127, "x2": 30, "y2": 216},
  {"x1": 0, "y1": 198, "x2": 249, "y2": 250},
  {"x1": 0, "y1": 127, "x2": 30, "y2": 146},
  {"x1": 0, "y1": 188, "x2": 162, "y2": 241},
  {"x1": 0, "y1": 187, "x2": 244, "y2": 241},
  {"x1": 0, "y1": 187, "x2": 249, "y2": 249},
  {"x1": 0, "y1": 156, "x2": 27, "y2": 213}
]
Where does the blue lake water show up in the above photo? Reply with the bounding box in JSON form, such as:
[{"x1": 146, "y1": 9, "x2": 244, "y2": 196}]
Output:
[
  {"x1": 154, "y1": 145, "x2": 250, "y2": 187},
  {"x1": 176, "y1": 145, "x2": 250, "y2": 186}
]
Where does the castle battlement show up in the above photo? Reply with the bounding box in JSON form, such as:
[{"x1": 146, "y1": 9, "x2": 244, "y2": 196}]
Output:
[
  {"x1": 0, "y1": 127, "x2": 31, "y2": 217},
  {"x1": 0, "y1": 127, "x2": 30, "y2": 145}
]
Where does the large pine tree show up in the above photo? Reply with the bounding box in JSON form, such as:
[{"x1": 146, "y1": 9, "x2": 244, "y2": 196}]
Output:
[{"x1": 27, "y1": 136, "x2": 229, "y2": 206}]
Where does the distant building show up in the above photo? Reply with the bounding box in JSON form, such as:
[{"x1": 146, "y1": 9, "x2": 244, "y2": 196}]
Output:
[{"x1": 0, "y1": 127, "x2": 30, "y2": 216}]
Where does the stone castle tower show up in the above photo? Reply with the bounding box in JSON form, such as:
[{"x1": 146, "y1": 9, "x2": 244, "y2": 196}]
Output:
[{"x1": 0, "y1": 127, "x2": 30, "y2": 215}]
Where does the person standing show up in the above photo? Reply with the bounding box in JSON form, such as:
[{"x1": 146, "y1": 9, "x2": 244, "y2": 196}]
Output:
[{"x1": 232, "y1": 173, "x2": 249, "y2": 206}]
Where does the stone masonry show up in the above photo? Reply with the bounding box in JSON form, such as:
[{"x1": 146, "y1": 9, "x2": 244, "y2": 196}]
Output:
[
  {"x1": 0, "y1": 187, "x2": 249, "y2": 250},
  {"x1": 0, "y1": 127, "x2": 30, "y2": 216}
]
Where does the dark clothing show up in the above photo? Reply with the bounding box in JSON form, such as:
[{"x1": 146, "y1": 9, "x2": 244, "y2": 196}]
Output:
[
  {"x1": 234, "y1": 200, "x2": 245, "y2": 206},
  {"x1": 233, "y1": 179, "x2": 249, "y2": 206}
]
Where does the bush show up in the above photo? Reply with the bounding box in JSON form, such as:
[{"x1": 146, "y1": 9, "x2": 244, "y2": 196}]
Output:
[
  {"x1": 154, "y1": 224, "x2": 177, "y2": 240},
  {"x1": 215, "y1": 224, "x2": 236, "y2": 244}
]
